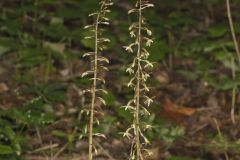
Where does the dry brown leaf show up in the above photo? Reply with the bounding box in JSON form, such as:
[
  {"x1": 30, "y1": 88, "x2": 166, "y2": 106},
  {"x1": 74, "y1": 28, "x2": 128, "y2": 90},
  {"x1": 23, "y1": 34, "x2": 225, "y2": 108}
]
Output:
[
  {"x1": 0, "y1": 82, "x2": 9, "y2": 93},
  {"x1": 144, "y1": 147, "x2": 160, "y2": 160},
  {"x1": 43, "y1": 41, "x2": 65, "y2": 54},
  {"x1": 155, "y1": 71, "x2": 169, "y2": 84},
  {"x1": 160, "y1": 97, "x2": 197, "y2": 125}
]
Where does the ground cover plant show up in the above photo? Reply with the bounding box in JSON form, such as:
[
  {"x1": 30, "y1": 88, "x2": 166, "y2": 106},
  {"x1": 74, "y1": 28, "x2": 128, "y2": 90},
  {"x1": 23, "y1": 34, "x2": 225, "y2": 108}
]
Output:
[{"x1": 0, "y1": 0, "x2": 240, "y2": 160}]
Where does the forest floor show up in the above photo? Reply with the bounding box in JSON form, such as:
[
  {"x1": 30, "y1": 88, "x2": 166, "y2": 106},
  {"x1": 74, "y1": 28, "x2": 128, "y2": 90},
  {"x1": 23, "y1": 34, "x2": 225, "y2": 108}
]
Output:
[
  {"x1": 1, "y1": 1, "x2": 240, "y2": 160},
  {"x1": 1, "y1": 53, "x2": 240, "y2": 160}
]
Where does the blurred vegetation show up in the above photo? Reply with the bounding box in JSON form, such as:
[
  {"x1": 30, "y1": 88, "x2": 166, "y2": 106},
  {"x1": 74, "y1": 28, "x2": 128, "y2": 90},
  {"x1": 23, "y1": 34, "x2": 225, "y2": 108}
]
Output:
[{"x1": 0, "y1": 0, "x2": 240, "y2": 159}]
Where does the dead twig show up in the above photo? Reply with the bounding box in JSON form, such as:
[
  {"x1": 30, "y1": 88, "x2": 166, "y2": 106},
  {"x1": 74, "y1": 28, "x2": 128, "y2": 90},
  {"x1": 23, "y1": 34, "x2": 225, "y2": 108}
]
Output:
[
  {"x1": 226, "y1": 0, "x2": 240, "y2": 64},
  {"x1": 226, "y1": 0, "x2": 239, "y2": 125}
]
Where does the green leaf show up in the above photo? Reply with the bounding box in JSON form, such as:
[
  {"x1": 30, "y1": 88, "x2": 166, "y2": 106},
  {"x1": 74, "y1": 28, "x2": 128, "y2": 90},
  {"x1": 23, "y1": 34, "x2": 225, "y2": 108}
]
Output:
[
  {"x1": 43, "y1": 83, "x2": 67, "y2": 102},
  {"x1": 116, "y1": 107, "x2": 133, "y2": 123},
  {"x1": 168, "y1": 156, "x2": 194, "y2": 160},
  {"x1": 56, "y1": 6, "x2": 85, "y2": 19},
  {"x1": 103, "y1": 91, "x2": 116, "y2": 106},
  {"x1": 149, "y1": 41, "x2": 171, "y2": 61},
  {"x1": 208, "y1": 25, "x2": 227, "y2": 38},
  {"x1": 43, "y1": 104, "x2": 54, "y2": 113},
  {"x1": 80, "y1": 30, "x2": 94, "y2": 49},
  {"x1": 101, "y1": 115, "x2": 116, "y2": 133},
  {"x1": 0, "y1": 46, "x2": 10, "y2": 57},
  {"x1": 4, "y1": 19, "x2": 23, "y2": 34},
  {"x1": 18, "y1": 48, "x2": 48, "y2": 68},
  {"x1": 44, "y1": 24, "x2": 70, "y2": 40},
  {"x1": 0, "y1": 144, "x2": 13, "y2": 155},
  {"x1": 51, "y1": 130, "x2": 67, "y2": 138},
  {"x1": 2, "y1": 126, "x2": 16, "y2": 141}
]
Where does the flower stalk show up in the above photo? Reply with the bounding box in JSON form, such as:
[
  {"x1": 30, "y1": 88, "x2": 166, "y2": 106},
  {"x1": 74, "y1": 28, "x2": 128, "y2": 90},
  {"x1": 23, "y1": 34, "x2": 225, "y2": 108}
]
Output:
[
  {"x1": 123, "y1": 0, "x2": 154, "y2": 159},
  {"x1": 82, "y1": 1, "x2": 113, "y2": 160}
]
